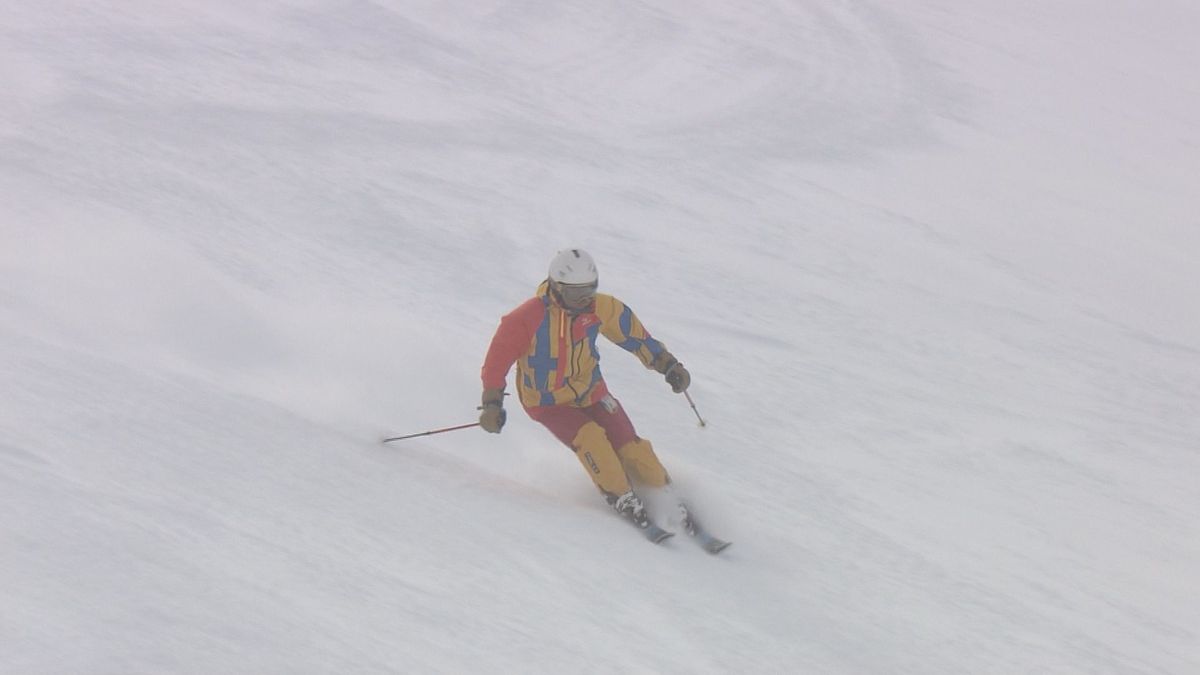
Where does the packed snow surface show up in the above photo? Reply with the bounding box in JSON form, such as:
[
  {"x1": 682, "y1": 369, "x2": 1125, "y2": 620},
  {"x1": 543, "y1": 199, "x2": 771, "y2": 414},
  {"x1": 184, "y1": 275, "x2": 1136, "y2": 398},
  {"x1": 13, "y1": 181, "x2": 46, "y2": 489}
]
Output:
[{"x1": 2, "y1": 1, "x2": 1198, "y2": 672}]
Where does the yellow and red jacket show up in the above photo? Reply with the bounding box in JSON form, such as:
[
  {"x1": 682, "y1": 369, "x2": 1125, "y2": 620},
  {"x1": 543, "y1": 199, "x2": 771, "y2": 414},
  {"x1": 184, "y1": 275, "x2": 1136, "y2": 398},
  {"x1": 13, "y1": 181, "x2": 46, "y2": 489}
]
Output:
[{"x1": 482, "y1": 281, "x2": 667, "y2": 409}]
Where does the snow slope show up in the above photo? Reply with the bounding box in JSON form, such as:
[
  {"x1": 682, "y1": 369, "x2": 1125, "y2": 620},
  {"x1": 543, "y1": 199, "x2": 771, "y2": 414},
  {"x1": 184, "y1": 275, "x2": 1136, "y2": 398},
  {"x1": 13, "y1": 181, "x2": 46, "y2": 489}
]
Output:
[{"x1": 2, "y1": 1, "x2": 1198, "y2": 672}]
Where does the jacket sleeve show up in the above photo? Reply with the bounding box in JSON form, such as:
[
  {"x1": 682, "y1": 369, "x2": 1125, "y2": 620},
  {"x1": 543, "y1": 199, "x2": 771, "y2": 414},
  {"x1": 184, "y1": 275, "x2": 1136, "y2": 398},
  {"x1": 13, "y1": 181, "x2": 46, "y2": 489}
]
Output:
[
  {"x1": 596, "y1": 295, "x2": 668, "y2": 369},
  {"x1": 481, "y1": 298, "x2": 543, "y2": 391}
]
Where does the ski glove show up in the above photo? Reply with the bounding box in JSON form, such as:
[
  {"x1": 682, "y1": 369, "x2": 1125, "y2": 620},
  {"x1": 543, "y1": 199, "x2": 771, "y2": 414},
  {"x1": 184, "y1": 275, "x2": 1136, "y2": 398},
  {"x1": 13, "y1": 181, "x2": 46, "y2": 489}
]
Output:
[
  {"x1": 479, "y1": 387, "x2": 507, "y2": 433},
  {"x1": 652, "y1": 352, "x2": 691, "y2": 394}
]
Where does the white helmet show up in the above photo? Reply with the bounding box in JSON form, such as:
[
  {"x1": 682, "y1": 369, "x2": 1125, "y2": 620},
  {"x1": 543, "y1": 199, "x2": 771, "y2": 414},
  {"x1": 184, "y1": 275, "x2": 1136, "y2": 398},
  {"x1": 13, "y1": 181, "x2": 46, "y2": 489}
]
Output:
[{"x1": 547, "y1": 248, "x2": 598, "y2": 285}]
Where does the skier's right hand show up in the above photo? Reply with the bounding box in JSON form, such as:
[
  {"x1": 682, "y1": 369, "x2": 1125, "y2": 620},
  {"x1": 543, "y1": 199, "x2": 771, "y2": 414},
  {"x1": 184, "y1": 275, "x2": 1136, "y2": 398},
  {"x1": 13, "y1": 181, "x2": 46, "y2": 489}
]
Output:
[{"x1": 479, "y1": 388, "x2": 506, "y2": 433}]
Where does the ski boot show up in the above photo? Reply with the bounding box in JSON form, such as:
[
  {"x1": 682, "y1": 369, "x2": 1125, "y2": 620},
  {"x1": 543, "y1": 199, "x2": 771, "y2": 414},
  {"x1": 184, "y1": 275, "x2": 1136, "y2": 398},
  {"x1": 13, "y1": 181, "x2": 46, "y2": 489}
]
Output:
[
  {"x1": 610, "y1": 490, "x2": 674, "y2": 543},
  {"x1": 675, "y1": 500, "x2": 731, "y2": 554},
  {"x1": 611, "y1": 490, "x2": 650, "y2": 528}
]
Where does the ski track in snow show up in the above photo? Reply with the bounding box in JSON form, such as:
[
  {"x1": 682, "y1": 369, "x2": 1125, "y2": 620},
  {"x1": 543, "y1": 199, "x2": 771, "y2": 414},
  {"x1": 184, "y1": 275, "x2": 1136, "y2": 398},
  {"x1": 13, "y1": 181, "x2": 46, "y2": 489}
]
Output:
[{"x1": 3, "y1": 1, "x2": 1199, "y2": 673}]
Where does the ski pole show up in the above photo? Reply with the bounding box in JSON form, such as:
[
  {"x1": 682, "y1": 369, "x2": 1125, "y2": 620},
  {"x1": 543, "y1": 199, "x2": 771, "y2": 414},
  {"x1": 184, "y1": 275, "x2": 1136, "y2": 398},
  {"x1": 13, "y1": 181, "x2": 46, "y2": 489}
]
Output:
[
  {"x1": 684, "y1": 391, "x2": 707, "y2": 428},
  {"x1": 382, "y1": 422, "x2": 481, "y2": 443}
]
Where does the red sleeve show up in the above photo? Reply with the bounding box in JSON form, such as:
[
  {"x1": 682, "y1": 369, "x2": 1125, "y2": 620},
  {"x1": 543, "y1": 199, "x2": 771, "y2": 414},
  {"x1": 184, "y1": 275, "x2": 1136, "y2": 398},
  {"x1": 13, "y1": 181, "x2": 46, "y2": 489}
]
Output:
[{"x1": 481, "y1": 298, "x2": 544, "y2": 390}]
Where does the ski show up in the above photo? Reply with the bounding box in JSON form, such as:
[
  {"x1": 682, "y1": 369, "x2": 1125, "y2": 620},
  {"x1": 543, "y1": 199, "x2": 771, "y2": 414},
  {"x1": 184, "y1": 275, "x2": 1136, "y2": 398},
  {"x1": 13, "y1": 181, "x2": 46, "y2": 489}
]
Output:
[
  {"x1": 642, "y1": 521, "x2": 675, "y2": 544},
  {"x1": 680, "y1": 509, "x2": 731, "y2": 554},
  {"x1": 691, "y1": 527, "x2": 731, "y2": 554}
]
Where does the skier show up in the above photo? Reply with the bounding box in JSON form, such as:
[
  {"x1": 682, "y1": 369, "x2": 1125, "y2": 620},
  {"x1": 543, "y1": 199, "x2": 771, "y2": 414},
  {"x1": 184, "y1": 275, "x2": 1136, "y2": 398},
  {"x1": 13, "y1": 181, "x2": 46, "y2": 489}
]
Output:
[{"x1": 478, "y1": 248, "x2": 693, "y2": 537}]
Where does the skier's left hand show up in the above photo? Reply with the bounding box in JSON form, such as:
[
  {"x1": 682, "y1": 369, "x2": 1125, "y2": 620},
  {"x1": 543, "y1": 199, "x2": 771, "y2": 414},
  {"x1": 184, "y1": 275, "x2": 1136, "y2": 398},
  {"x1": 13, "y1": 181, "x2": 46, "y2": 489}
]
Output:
[
  {"x1": 664, "y1": 361, "x2": 690, "y2": 393},
  {"x1": 653, "y1": 352, "x2": 691, "y2": 393}
]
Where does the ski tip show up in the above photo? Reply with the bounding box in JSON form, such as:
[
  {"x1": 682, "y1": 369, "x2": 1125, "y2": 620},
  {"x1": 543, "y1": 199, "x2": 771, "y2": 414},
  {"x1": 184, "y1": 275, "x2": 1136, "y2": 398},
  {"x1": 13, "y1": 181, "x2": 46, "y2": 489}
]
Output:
[
  {"x1": 704, "y1": 540, "x2": 732, "y2": 555},
  {"x1": 644, "y1": 526, "x2": 675, "y2": 544}
]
